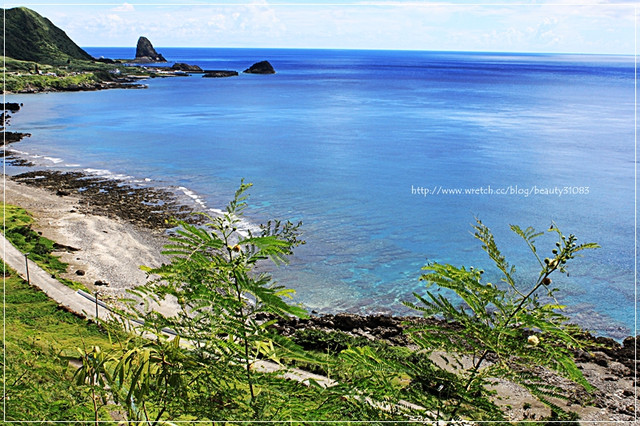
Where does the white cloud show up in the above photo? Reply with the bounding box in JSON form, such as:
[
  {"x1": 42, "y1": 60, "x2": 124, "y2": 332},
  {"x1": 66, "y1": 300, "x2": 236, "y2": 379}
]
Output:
[
  {"x1": 25, "y1": 1, "x2": 636, "y2": 53},
  {"x1": 112, "y1": 3, "x2": 135, "y2": 13}
]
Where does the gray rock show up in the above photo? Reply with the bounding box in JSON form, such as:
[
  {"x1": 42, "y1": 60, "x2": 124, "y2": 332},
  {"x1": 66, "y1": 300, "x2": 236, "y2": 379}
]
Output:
[
  {"x1": 171, "y1": 63, "x2": 203, "y2": 72},
  {"x1": 243, "y1": 60, "x2": 275, "y2": 74},
  {"x1": 135, "y1": 36, "x2": 166, "y2": 62},
  {"x1": 203, "y1": 70, "x2": 238, "y2": 78}
]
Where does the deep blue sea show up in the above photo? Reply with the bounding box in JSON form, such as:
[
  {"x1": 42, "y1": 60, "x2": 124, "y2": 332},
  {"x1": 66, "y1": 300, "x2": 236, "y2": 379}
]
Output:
[{"x1": 6, "y1": 48, "x2": 636, "y2": 339}]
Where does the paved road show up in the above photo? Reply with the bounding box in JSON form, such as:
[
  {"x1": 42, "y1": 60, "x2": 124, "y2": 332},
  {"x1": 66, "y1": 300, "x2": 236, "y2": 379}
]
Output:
[
  {"x1": 0, "y1": 231, "x2": 337, "y2": 387},
  {"x1": 1, "y1": 231, "x2": 429, "y2": 413},
  {"x1": 1, "y1": 232, "x2": 112, "y2": 321}
]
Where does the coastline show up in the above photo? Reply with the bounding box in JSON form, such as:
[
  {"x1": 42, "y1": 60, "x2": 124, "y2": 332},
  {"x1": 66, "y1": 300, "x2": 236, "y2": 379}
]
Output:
[
  {"x1": 3, "y1": 53, "x2": 635, "y2": 339},
  {"x1": 2, "y1": 175, "x2": 170, "y2": 297},
  {"x1": 2, "y1": 98, "x2": 637, "y2": 422},
  {"x1": 2, "y1": 172, "x2": 637, "y2": 422}
]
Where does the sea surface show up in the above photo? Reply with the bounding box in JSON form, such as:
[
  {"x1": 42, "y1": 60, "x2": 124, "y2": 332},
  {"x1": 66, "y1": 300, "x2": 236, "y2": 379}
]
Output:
[{"x1": 6, "y1": 48, "x2": 635, "y2": 339}]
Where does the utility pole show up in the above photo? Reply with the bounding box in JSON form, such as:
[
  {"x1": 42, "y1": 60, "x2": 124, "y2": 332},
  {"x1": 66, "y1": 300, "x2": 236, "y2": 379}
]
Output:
[
  {"x1": 95, "y1": 291, "x2": 99, "y2": 319},
  {"x1": 24, "y1": 252, "x2": 30, "y2": 285}
]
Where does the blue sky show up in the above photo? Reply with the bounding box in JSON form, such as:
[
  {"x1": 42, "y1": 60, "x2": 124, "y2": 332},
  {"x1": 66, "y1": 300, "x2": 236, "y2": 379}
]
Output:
[{"x1": 7, "y1": 1, "x2": 638, "y2": 54}]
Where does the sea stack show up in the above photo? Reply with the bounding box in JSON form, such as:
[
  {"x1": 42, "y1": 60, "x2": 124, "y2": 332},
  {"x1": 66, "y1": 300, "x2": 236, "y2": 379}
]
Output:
[
  {"x1": 243, "y1": 60, "x2": 275, "y2": 74},
  {"x1": 134, "y1": 36, "x2": 166, "y2": 62}
]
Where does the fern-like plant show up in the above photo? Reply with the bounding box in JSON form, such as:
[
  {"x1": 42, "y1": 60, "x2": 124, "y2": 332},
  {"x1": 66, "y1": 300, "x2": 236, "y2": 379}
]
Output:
[
  {"x1": 127, "y1": 180, "x2": 313, "y2": 420},
  {"x1": 404, "y1": 219, "x2": 599, "y2": 421}
]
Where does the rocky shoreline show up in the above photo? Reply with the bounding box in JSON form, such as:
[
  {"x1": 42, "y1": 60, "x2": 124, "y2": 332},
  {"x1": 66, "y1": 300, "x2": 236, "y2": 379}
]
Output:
[
  {"x1": 8, "y1": 170, "x2": 635, "y2": 421},
  {"x1": 11, "y1": 170, "x2": 197, "y2": 230},
  {"x1": 2, "y1": 102, "x2": 32, "y2": 154},
  {"x1": 9, "y1": 79, "x2": 147, "y2": 94},
  {"x1": 271, "y1": 313, "x2": 637, "y2": 377},
  {"x1": 269, "y1": 313, "x2": 637, "y2": 421}
]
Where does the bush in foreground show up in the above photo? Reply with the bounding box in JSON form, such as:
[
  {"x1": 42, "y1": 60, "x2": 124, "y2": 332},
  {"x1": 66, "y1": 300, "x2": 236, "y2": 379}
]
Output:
[{"x1": 69, "y1": 183, "x2": 600, "y2": 422}]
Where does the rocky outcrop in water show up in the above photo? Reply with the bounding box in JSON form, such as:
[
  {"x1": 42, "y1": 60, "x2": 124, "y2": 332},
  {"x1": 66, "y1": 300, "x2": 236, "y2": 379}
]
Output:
[
  {"x1": 95, "y1": 57, "x2": 121, "y2": 64},
  {"x1": 1, "y1": 102, "x2": 30, "y2": 145},
  {"x1": 203, "y1": 70, "x2": 238, "y2": 78},
  {"x1": 243, "y1": 60, "x2": 275, "y2": 74},
  {"x1": 171, "y1": 63, "x2": 203, "y2": 72},
  {"x1": 135, "y1": 36, "x2": 166, "y2": 63},
  {"x1": 2, "y1": 132, "x2": 31, "y2": 145},
  {"x1": 2, "y1": 103, "x2": 21, "y2": 112}
]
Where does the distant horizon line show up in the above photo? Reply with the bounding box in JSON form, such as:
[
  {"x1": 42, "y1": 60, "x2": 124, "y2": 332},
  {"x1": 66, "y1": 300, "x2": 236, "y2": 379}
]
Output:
[{"x1": 83, "y1": 46, "x2": 635, "y2": 57}]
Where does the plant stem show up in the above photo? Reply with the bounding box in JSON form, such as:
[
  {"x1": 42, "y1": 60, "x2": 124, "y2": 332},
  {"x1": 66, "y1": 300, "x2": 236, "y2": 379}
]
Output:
[
  {"x1": 226, "y1": 240, "x2": 255, "y2": 404},
  {"x1": 142, "y1": 402, "x2": 151, "y2": 425},
  {"x1": 449, "y1": 349, "x2": 489, "y2": 419},
  {"x1": 151, "y1": 406, "x2": 166, "y2": 426},
  {"x1": 237, "y1": 281, "x2": 255, "y2": 402},
  {"x1": 502, "y1": 269, "x2": 554, "y2": 330},
  {"x1": 91, "y1": 386, "x2": 99, "y2": 426}
]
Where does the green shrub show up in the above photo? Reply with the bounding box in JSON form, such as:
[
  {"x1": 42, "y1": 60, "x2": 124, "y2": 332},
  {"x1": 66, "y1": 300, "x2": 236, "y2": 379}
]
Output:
[{"x1": 404, "y1": 219, "x2": 599, "y2": 421}]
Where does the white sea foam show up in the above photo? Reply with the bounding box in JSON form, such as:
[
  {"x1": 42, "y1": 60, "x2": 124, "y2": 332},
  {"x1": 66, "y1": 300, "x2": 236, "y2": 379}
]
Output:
[
  {"x1": 83, "y1": 168, "x2": 133, "y2": 180},
  {"x1": 6, "y1": 149, "x2": 69, "y2": 168},
  {"x1": 176, "y1": 186, "x2": 261, "y2": 237},
  {"x1": 84, "y1": 168, "x2": 112, "y2": 176},
  {"x1": 177, "y1": 186, "x2": 207, "y2": 207},
  {"x1": 43, "y1": 156, "x2": 63, "y2": 164}
]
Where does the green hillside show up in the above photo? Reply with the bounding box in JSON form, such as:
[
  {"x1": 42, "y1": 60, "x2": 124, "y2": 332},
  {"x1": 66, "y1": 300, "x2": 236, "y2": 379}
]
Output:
[{"x1": 1, "y1": 7, "x2": 93, "y2": 64}]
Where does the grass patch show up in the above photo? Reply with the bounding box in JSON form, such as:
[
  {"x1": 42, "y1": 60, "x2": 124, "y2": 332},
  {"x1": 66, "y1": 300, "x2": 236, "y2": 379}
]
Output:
[
  {"x1": 4, "y1": 71, "x2": 98, "y2": 92},
  {"x1": 1, "y1": 203, "x2": 87, "y2": 291},
  {"x1": 1, "y1": 55, "x2": 152, "y2": 93},
  {"x1": 1, "y1": 263, "x2": 118, "y2": 421}
]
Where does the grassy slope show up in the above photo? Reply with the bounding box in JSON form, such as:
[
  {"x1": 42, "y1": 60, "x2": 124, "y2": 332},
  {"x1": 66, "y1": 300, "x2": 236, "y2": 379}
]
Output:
[
  {"x1": 1, "y1": 204, "x2": 118, "y2": 420},
  {"x1": 3, "y1": 68, "x2": 100, "y2": 92},
  {"x1": 1, "y1": 7, "x2": 93, "y2": 64},
  {"x1": 2, "y1": 264, "x2": 116, "y2": 421},
  {"x1": 0, "y1": 203, "x2": 86, "y2": 290}
]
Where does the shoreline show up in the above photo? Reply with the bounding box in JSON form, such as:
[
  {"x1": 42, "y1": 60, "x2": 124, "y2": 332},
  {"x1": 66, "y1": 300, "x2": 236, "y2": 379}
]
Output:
[
  {"x1": 3, "y1": 174, "x2": 638, "y2": 422},
  {"x1": 2, "y1": 175, "x2": 170, "y2": 296}
]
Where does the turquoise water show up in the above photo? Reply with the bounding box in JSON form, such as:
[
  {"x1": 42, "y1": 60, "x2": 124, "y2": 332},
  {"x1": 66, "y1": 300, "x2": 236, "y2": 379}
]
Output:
[{"x1": 6, "y1": 49, "x2": 635, "y2": 338}]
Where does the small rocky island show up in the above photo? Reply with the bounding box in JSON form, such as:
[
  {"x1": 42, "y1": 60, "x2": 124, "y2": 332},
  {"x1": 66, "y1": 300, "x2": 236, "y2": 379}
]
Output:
[
  {"x1": 171, "y1": 63, "x2": 203, "y2": 72},
  {"x1": 203, "y1": 70, "x2": 238, "y2": 78},
  {"x1": 243, "y1": 60, "x2": 276, "y2": 74},
  {"x1": 134, "y1": 36, "x2": 166, "y2": 63}
]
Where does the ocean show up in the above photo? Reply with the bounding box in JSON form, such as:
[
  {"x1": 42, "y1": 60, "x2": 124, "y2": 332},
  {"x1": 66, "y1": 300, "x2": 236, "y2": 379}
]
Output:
[{"x1": 6, "y1": 48, "x2": 635, "y2": 339}]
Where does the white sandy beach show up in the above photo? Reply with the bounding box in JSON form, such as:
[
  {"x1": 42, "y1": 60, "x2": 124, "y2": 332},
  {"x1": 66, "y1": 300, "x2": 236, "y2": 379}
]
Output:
[{"x1": 2, "y1": 175, "x2": 169, "y2": 299}]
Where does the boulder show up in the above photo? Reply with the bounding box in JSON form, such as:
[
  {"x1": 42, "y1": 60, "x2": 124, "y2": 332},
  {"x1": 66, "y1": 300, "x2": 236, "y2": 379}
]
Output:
[
  {"x1": 135, "y1": 36, "x2": 166, "y2": 62},
  {"x1": 243, "y1": 60, "x2": 275, "y2": 74},
  {"x1": 203, "y1": 70, "x2": 238, "y2": 78},
  {"x1": 1, "y1": 103, "x2": 21, "y2": 112},
  {"x1": 171, "y1": 63, "x2": 203, "y2": 72},
  {"x1": 1, "y1": 131, "x2": 31, "y2": 145}
]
